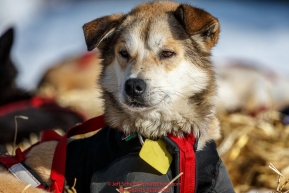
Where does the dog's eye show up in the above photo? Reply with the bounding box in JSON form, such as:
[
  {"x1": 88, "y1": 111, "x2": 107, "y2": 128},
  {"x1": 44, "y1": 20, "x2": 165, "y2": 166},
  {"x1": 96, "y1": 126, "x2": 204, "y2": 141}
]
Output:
[
  {"x1": 161, "y1": 51, "x2": 175, "y2": 58},
  {"x1": 119, "y1": 50, "x2": 129, "y2": 59}
]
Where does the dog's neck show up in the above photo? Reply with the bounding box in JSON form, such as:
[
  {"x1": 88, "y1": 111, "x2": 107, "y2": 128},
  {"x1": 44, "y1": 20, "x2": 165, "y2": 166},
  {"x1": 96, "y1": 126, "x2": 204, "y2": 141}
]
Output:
[{"x1": 103, "y1": 93, "x2": 220, "y2": 150}]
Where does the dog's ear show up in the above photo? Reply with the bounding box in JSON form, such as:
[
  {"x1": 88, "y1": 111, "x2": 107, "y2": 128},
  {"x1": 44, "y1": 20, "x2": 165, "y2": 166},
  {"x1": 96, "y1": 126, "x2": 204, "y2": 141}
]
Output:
[
  {"x1": 0, "y1": 27, "x2": 14, "y2": 63},
  {"x1": 83, "y1": 14, "x2": 125, "y2": 51},
  {"x1": 174, "y1": 4, "x2": 220, "y2": 50}
]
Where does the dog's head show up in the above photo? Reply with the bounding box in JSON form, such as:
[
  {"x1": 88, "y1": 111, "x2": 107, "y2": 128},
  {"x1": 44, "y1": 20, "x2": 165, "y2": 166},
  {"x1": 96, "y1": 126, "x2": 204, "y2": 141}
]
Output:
[
  {"x1": 0, "y1": 27, "x2": 17, "y2": 90},
  {"x1": 83, "y1": 2, "x2": 220, "y2": 147}
]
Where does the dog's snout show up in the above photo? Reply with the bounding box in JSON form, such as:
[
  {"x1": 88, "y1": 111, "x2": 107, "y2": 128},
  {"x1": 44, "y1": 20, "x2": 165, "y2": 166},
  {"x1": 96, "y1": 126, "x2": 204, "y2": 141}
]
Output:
[{"x1": 125, "y1": 78, "x2": 146, "y2": 97}]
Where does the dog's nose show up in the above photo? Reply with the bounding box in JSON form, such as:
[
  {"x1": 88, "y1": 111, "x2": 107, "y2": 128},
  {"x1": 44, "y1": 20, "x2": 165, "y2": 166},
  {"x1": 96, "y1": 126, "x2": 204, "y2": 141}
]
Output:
[{"x1": 125, "y1": 78, "x2": 146, "y2": 97}]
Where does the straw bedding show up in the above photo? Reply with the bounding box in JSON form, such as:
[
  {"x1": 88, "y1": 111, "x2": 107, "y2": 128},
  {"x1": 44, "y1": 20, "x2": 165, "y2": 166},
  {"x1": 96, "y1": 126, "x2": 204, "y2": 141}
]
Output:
[{"x1": 217, "y1": 111, "x2": 289, "y2": 192}]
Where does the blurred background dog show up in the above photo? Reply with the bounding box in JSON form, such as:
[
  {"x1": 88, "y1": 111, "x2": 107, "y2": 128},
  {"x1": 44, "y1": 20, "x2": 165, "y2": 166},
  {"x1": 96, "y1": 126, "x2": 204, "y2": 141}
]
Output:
[{"x1": 0, "y1": 27, "x2": 84, "y2": 154}]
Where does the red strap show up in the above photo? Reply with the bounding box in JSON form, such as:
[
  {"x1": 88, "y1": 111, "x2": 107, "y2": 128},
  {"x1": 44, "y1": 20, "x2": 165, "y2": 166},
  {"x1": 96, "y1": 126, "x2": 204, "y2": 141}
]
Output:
[
  {"x1": 0, "y1": 131, "x2": 62, "y2": 169},
  {"x1": 0, "y1": 97, "x2": 55, "y2": 117},
  {"x1": 50, "y1": 115, "x2": 106, "y2": 193},
  {"x1": 0, "y1": 148, "x2": 25, "y2": 168},
  {"x1": 37, "y1": 184, "x2": 45, "y2": 189},
  {"x1": 40, "y1": 130, "x2": 62, "y2": 143},
  {"x1": 0, "y1": 96, "x2": 85, "y2": 120},
  {"x1": 31, "y1": 97, "x2": 54, "y2": 108},
  {"x1": 168, "y1": 134, "x2": 196, "y2": 193}
]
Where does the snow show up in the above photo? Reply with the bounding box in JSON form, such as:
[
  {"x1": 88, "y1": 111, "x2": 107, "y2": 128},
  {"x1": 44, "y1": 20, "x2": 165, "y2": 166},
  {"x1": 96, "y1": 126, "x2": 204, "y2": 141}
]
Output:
[{"x1": 0, "y1": 0, "x2": 288, "y2": 89}]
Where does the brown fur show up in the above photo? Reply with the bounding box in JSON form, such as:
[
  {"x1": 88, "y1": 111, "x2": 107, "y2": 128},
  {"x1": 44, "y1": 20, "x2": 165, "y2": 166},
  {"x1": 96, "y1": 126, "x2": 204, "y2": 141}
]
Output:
[
  {"x1": 83, "y1": 14, "x2": 125, "y2": 51},
  {"x1": 174, "y1": 4, "x2": 220, "y2": 50}
]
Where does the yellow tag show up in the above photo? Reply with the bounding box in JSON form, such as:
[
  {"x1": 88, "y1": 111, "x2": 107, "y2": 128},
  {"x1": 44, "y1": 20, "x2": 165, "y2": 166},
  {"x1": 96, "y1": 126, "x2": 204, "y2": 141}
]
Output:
[{"x1": 139, "y1": 139, "x2": 172, "y2": 174}]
